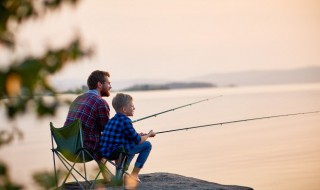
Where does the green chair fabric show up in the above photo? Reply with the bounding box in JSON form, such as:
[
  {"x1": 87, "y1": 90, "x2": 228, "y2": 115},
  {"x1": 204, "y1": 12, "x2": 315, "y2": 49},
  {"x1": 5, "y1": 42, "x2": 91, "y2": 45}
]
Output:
[
  {"x1": 51, "y1": 119, "x2": 93, "y2": 163},
  {"x1": 50, "y1": 119, "x2": 130, "y2": 189}
]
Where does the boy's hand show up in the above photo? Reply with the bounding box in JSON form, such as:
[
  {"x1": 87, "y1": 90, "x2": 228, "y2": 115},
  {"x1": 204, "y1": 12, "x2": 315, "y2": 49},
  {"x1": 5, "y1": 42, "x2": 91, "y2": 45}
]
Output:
[{"x1": 148, "y1": 130, "x2": 156, "y2": 137}]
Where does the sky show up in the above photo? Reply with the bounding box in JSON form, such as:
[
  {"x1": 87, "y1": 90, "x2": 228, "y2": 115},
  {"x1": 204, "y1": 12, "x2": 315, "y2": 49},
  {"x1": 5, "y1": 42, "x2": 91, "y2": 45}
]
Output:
[{"x1": 4, "y1": 0, "x2": 320, "y2": 90}]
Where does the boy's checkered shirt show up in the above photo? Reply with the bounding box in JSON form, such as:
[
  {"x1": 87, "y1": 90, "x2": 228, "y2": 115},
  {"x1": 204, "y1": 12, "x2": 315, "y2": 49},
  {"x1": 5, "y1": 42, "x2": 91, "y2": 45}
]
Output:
[{"x1": 100, "y1": 112, "x2": 141, "y2": 158}]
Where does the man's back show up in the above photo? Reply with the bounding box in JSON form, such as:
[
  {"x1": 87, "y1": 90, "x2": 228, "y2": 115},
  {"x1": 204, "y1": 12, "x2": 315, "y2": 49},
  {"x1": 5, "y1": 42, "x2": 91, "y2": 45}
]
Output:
[{"x1": 64, "y1": 90, "x2": 110, "y2": 160}]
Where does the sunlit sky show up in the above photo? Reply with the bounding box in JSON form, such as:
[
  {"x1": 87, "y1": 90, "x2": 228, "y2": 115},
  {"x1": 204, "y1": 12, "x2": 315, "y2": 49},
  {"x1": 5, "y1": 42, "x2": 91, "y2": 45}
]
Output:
[{"x1": 5, "y1": 0, "x2": 320, "y2": 89}]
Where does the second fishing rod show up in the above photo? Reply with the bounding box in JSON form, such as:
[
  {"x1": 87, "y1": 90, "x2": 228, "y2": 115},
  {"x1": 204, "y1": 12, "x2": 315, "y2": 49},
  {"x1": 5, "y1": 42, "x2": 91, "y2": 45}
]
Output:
[{"x1": 155, "y1": 110, "x2": 320, "y2": 134}]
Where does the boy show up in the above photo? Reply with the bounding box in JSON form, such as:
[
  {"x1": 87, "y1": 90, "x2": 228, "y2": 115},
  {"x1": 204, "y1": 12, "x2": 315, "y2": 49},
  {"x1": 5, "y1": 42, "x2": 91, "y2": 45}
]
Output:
[{"x1": 100, "y1": 93, "x2": 156, "y2": 188}]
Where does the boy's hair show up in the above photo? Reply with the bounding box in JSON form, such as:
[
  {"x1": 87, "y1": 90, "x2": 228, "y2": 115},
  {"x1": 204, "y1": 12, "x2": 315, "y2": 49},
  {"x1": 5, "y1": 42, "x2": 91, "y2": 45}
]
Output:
[
  {"x1": 112, "y1": 93, "x2": 133, "y2": 112},
  {"x1": 87, "y1": 70, "x2": 110, "y2": 90}
]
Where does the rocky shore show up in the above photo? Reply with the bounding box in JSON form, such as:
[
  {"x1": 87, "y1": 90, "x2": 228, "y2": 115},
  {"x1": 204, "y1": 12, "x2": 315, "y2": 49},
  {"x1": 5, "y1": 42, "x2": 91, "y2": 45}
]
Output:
[
  {"x1": 63, "y1": 172, "x2": 253, "y2": 190},
  {"x1": 122, "y1": 172, "x2": 253, "y2": 190}
]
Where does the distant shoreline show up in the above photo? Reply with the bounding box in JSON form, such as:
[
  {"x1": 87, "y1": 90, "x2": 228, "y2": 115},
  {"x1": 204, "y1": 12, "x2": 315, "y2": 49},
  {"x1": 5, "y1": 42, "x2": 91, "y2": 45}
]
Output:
[
  {"x1": 55, "y1": 82, "x2": 320, "y2": 95},
  {"x1": 122, "y1": 82, "x2": 216, "y2": 91},
  {"x1": 52, "y1": 66, "x2": 320, "y2": 92}
]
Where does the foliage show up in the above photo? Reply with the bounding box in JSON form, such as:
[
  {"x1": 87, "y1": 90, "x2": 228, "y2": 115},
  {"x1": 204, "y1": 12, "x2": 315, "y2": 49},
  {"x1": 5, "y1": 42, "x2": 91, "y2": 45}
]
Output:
[
  {"x1": 0, "y1": 0, "x2": 92, "y2": 120},
  {"x1": 0, "y1": 0, "x2": 92, "y2": 189},
  {"x1": 32, "y1": 169, "x2": 64, "y2": 190},
  {"x1": 0, "y1": 161, "x2": 23, "y2": 190},
  {"x1": 0, "y1": 126, "x2": 23, "y2": 148}
]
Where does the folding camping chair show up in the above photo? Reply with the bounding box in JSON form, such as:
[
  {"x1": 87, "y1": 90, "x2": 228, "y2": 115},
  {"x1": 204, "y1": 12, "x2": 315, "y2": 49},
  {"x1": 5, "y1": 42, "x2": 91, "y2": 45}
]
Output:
[{"x1": 50, "y1": 119, "x2": 129, "y2": 189}]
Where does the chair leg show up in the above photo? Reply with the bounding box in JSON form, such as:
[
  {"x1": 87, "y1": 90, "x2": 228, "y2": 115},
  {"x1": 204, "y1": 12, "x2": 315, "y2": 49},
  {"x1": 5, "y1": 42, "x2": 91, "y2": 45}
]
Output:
[
  {"x1": 52, "y1": 150, "x2": 59, "y2": 188},
  {"x1": 55, "y1": 153, "x2": 91, "y2": 190},
  {"x1": 51, "y1": 134, "x2": 59, "y2": 188},
  {"x1": 89, "y1": 160, "x2": 114, "y2": 189},
  {"x1": 113, "y1": 153, "x2": 128, "y2": 186},
  {"x1": 82, "y1": 152, "x2": 89, "y2": 189},
  {"x1": 58, "y1": 156, "x2": 86, "y2": 189}
]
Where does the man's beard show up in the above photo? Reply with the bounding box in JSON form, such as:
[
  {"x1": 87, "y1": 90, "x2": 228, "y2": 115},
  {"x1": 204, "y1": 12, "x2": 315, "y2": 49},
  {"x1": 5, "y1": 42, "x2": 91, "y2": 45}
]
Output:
[{"x1": 101, "y1": 89, "x2": 110, "y2": 97}]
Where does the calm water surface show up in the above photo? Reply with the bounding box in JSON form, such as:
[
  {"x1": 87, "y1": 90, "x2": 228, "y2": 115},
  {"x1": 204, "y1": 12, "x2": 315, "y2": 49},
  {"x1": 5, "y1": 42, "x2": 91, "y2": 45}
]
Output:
[{"x1": 1, "y1": 83, "x2": 320, "y2": 190}]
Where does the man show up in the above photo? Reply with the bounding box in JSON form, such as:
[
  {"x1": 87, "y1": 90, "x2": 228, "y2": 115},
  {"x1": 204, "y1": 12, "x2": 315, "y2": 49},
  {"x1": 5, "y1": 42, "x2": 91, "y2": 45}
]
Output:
[{"x1": 64, "y1": 70, "x2": 112, "y2": 181}]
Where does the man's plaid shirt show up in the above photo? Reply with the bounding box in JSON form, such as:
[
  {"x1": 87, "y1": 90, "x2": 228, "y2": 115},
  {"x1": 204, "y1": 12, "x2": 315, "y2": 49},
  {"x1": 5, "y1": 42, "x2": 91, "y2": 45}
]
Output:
[
  {"x1": 64, "y1": 90, "x2": 110, "y2": 160},
  {"x1": 100, "y1": 112, "x2": 141, "y2": 158}
]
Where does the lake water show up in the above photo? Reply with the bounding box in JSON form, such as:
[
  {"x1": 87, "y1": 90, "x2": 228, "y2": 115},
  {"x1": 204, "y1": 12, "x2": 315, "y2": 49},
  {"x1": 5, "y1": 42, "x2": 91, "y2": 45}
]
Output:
[{"x1": 1, "y1": 83, "x2": 320, "y2": 190}]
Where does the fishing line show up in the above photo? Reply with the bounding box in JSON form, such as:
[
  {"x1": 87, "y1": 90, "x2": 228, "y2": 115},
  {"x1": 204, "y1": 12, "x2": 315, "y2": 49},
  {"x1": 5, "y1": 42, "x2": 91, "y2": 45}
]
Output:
[{"x1": 155, "y1": 110, "x2": 320, "y2": 134}]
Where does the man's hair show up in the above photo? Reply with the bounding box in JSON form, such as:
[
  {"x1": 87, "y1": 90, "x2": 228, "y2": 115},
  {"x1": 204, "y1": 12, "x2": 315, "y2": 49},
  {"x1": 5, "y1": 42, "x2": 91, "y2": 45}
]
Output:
[
  {"x1": 87, "y1": 70, "x2": 110, "y2": 90},
  {"x1": 112, "y1": 93, "x2": 133, "y2": 112}
]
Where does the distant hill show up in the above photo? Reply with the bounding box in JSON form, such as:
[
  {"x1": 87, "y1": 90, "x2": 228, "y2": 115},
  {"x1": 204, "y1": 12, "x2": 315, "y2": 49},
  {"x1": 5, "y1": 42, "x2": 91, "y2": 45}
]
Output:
[
  {"x1": 123, "y1": 82, "x2": 215, "y2": 91},
  {"x1": 121, "y1": 66, "x2": 320, "y2": 91},
  {"x1": 192, "y1": 66, "x2": 320, "y2": 86}
]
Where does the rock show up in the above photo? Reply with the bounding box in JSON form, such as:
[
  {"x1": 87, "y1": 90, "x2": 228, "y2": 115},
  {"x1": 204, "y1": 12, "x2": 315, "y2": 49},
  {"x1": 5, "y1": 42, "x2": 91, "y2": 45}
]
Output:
[
  {"x1": 133, "y1": 173, "x2": 253, "y2": 190},
  {"x1": 61, "y1": 172, "x2": 253, "y2": 190}
]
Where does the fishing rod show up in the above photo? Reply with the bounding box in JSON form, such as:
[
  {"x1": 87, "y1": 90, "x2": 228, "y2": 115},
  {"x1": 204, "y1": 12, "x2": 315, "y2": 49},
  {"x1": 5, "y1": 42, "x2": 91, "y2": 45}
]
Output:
[
  {"x1": 156, "y1": 110, "x2": 320, "y2": 134},
  {"x1": 132, "y1": 95, "x2": 222, "y2": 123}
]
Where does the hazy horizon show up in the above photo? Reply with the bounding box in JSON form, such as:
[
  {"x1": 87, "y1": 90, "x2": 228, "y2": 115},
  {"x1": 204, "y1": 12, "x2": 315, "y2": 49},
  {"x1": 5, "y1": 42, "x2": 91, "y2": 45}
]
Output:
[{"x1": 52, "y1": 66, "x2": 320, "y2": 91}]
